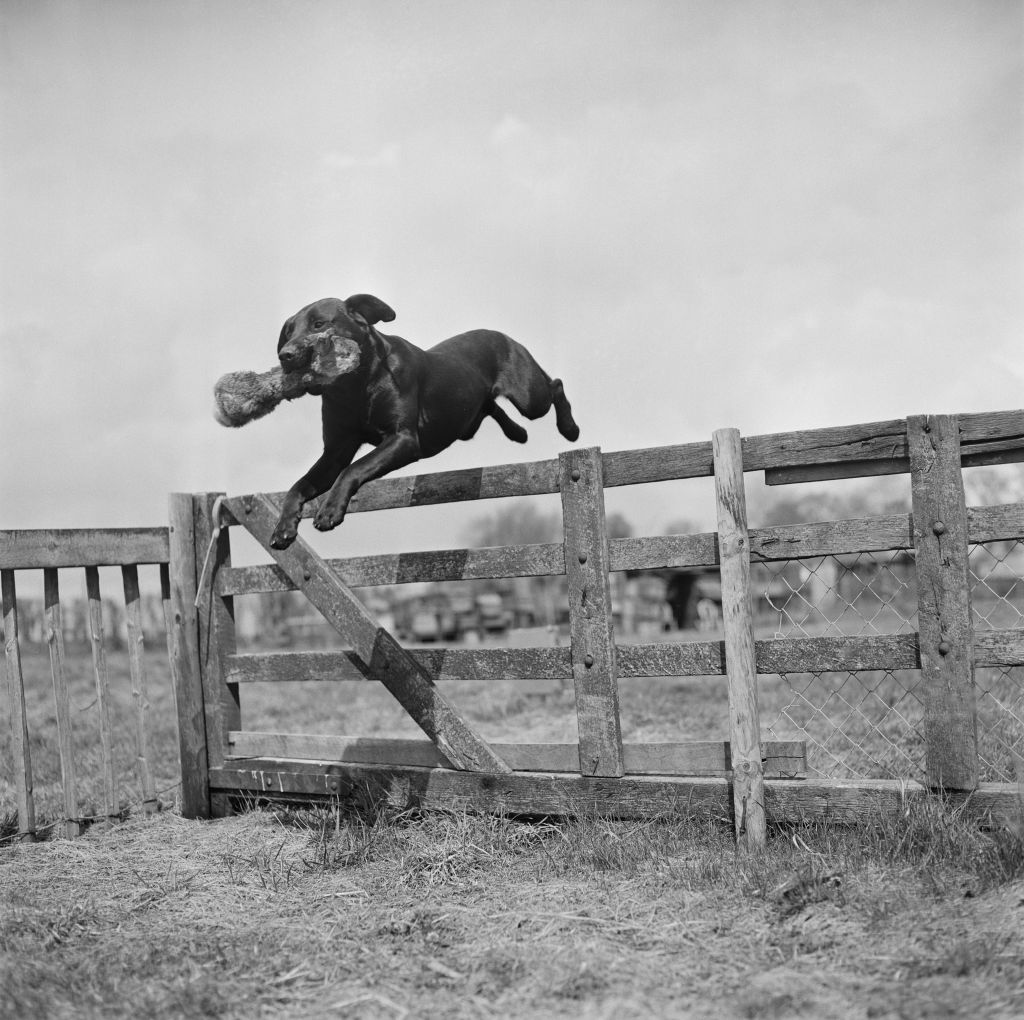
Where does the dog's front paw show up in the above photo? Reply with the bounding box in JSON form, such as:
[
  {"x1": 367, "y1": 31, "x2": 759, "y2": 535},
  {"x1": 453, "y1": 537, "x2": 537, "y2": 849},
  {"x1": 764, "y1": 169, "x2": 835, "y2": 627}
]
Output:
[
  {"x1": 312, "y1": 503, "x2": 345, "y2": 532},
  {"x1": 270, "y1": 521, "x2": 298, "y2": 549}
]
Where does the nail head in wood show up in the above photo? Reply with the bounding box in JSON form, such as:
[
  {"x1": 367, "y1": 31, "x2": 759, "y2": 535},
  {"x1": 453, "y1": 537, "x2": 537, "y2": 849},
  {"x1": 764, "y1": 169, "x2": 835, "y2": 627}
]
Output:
[
  {"x1": 578, "y1": 552, "x2": 588, "y2": 564},
  {"x1": 584, "y1": 653, "x2": 594, "y2": 668},
  {"x1": 938, "y1": 640, "x2": 951, "y2": 655},
  {"x1": 933, "y1": 521, "x2": 946, "y2": 535},
  {"x1": 571, "y1": 469, "x2": 581, "y2": 482}
]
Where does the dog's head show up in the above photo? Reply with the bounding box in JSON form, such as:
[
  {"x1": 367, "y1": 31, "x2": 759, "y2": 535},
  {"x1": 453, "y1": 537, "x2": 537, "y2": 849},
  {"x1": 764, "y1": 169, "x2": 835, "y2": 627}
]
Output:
[{"x1": 277, "y1": 294, "x2": 396, "y2": 393}]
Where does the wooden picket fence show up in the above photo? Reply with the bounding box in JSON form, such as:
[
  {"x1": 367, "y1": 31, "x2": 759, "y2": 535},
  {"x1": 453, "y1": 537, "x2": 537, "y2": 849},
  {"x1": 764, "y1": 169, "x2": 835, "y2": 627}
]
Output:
[
  {"x1": 1, "y1": 529, "x2": 173, "y2": 839},
  {"x1": 4, "y1": 407, "x2": 1024, "y2": 846}
]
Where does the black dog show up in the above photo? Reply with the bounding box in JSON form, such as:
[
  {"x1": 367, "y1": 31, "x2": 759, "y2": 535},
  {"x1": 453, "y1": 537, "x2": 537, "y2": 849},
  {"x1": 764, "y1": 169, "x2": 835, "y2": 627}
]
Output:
[{"x1": 269, "y1": 294, "x2": 579, "y2": 549}]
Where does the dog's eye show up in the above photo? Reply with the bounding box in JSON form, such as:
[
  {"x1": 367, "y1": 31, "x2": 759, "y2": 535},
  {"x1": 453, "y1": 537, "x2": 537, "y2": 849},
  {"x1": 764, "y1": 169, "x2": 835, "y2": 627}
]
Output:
[{"x1": 311, "y1": 319, "x2": 324, "y2": 330}]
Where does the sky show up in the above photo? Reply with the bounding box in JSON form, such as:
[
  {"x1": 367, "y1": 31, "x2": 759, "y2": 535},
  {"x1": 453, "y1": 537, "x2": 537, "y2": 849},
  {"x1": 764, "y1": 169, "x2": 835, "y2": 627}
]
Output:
[{"x1": 2, "y1": 0, "x2": 1022, "y2": 564}]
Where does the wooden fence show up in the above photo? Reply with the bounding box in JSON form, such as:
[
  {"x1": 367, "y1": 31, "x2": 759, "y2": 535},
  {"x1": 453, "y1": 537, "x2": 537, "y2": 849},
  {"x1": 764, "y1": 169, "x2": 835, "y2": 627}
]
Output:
[
  {"x1": 1, "y1": 529, "x2": 176, "y2": 840},
  {"x1": 3, "y1": 408, "x2": 1023, "y2": 845}
]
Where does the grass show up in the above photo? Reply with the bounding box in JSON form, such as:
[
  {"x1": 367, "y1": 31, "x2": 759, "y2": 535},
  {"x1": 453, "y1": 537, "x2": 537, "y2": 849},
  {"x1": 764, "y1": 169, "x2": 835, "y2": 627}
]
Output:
[
  {"x1": 3, "y1": 642, "x2": 1024, "y2": 1017},
  {"x1": 2, "y1": 798, "x2": 1023, "y2": 1019}
]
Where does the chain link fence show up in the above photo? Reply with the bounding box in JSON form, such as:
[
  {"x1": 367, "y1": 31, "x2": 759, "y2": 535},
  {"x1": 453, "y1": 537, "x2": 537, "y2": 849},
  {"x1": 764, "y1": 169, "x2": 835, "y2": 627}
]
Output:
[{"x1": 753, "y1": 537, "x2": 1024, "y2": 783}]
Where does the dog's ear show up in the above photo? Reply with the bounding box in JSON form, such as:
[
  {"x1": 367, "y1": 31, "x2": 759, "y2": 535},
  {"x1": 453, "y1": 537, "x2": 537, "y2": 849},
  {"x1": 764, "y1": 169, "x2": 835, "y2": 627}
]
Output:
[
  {"x1": 345, "y1": 294, "x2": 396, "y2": 325},
  {"x1": 276, "y1": 314, "x2": 295, "y2": 352}
]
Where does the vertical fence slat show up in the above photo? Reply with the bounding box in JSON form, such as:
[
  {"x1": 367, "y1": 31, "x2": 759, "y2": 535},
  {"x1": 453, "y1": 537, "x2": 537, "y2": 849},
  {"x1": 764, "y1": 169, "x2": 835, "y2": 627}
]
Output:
[
  {"x1": 193, "y1": 494, "x2": 240, "y2": 815},
  {"x1": 2, "y1": 569, "x2": 36, "y2": 842},
  {"x1": 162, "y1": 518, "x2": 210, "y2": 820},
  {"x1": 559, "y1": 446, "x2": 624, "y2": 778},
  {"x1": 122, "y1": 564, "x2": 156, "y2": 812},
  {"x1": 44, "y1": 569, "x2": 79, "y2": 838},
  {"x1": 713, "y1": 428, "x2": 766, "y2": 851},
  {"x1": 908, "y1": 413, "x2": 978, "y2": 791},
  {"x1": 84, "y1": 566, "x2": 119, "y2": 823}
]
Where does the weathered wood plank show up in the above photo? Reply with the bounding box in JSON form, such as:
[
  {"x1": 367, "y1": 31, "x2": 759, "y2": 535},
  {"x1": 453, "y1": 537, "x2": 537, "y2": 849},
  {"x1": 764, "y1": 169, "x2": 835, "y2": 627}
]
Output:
[
  {"x1": 560, "y1": 447, "x2": 624, "y2": 777},
  {"x1": 2, "y1": 570, "x2": 36, "y2": 841},
  {"x1": 226, "y1": 732, "x2": 806, "y2": 778},
  {"x1": 227, "y1": 493, "x2": 510, "y2": 774},
  {"x1": 751, "y1": 515, "x2": 914, "y2": 561},
  {"x1": 967, "y1": 503, "x2": 1024, "y2": 544},
  {"x1": 166, "y1": 498, "x2": 210, "y2": 819},
  {"x1": 43, "y1": 569, "x2": 79, "y2": 838},
  {"x1": 84, "y1": 566, "x2": 119, "y2": 823},
  {"x1": 218, "y1": 542, "x2": 566, "y2": 596},
  {"x1": 714, "y1": 428, "x2": 766, "y2": 850},
  {"x1": 193, "y1": 495, "x2": 240, "y2": 793},
  {"x1": 208, "y1": 760, "x2": 1022, "y2": 828},
  {"x1": 763, "y1": 410, "x2": 1024, "y2": 484},
  {"x1": 0, "y1": 528, "x2": 169, "y2": 569},
  {"x1": 909, "y1": 414, "x2": 978, "y2": 791},
  {"x1": 224, "y1": 632, "x2": 922, "y2": 688},
  {"x1": 122, "y1": 565, "x2": 157, "y2": 813},
  {"x1": 232, "y1": 411, "x2": 1024, "y2": 518},
  {"x1": 974, "y1": 628, "x2": 1024, "y2": 667},
  {"x1": 226, "y1": 646, "x2": 571, "y2": 684}
]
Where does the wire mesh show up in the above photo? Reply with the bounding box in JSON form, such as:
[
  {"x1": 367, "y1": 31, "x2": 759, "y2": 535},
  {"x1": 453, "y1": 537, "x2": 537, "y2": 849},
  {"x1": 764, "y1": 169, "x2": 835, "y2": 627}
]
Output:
[
  {"x1": 753, "y1": 533, "x2": 1024, "y2": 783},
  {"x1": 755, "y1": 551, "x2": 925, "y2": 781},
  {"x1": 970, "y1": 539, "x2": 1024, "y2": 782}
]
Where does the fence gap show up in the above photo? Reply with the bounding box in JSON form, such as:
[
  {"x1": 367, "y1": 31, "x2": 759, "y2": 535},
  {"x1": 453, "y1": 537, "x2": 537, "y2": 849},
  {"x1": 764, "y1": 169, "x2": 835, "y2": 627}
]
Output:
[
  {"x1": 559, "y1": 446, "x2": 625, "y2": 777},
  {"x1": 44, "y1": 568, "x2": 79, "y2": 838},
  {"x1": 122, "y1": 565, "x2": 157, "y2": 812},
  {"x1": 713, "y1": 428, "x2": 766, "y2": 850},
  {"x1": 84, "y1": 566, "x2": 119, "y2": 823},
  {"x1": 2, "y1": 569, "x2": 36, "y2": 842},
  {"x1": 908, "y1": 413, "x2": 979, "y2": 791}
]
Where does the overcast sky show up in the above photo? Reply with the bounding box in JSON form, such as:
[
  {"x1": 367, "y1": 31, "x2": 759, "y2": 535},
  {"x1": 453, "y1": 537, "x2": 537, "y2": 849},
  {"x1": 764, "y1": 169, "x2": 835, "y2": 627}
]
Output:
[{"x1": 2, "y1": 1, "x2": 1021, "y2": 562}]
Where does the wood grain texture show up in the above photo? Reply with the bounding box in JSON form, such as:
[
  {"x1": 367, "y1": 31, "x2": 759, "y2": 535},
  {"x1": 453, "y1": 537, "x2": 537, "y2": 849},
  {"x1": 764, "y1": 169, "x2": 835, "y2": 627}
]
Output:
[
  {"x1": 2, "y1": 569, "x2": 36, "y2": 841},
  {"x1": 193, "y1": 494, "x2": 240, "y2": 782},
  {"x1": 908, "y1": 415, "x2": 978, "y2": 791},
  {"x1": 166, "y1": 497, "x2": 211, "y2": 818},
  {"x1": 122, "y1": 565, "x2": 156, "y2": 812},
  {"x1": 226, "y1": 732, "x2": 806, "y2": 778},
  {"x1": 714, "y1": 428, "x2": 766, "y2": 850},
  {"x1": 85, "y1": 566, "x2": 119, "y2": 822},
  {"x1": 0, "y1": 528, "x2": 169, "y2": 569},
  {"x1": 227, "y1": 493, "x2": 510, "y2": 774},
  {"x1": 44, "y1": 569, "x2": 79, "y2": 837},
  {"x1": 560, "y1": 447, "x2": 624, "y2": 777},
  {"x1": 208, "y1": 760, "x2": 1023, "y2": 828}
]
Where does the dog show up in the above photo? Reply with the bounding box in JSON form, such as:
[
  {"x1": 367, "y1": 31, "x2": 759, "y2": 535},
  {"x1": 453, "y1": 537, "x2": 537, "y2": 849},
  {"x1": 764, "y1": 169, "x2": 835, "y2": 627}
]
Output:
[{"x1": 268, "y1": 293, "x2": 580, "y2": 549}]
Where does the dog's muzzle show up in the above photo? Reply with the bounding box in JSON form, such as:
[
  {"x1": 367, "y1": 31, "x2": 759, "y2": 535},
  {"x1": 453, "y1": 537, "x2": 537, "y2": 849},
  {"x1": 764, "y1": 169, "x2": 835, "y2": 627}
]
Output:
[{"x1": 280, "y1": 330, "x2": 361, "y2": 391}]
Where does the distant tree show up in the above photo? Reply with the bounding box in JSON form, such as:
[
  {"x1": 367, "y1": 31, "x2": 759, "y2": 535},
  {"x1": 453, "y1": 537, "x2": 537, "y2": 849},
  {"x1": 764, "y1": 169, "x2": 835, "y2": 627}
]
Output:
[
  {"x1": 964, "y1": 466, "x2": 1024, "y2": 507},
  {"x1": 662, "y1": 517, "x2": 703, "y2": 536},
  {"x1": 466, "y1": 501, "x2": 561, "y2": 547},
  {"x1": 606, "y1": 512, "x2": 633, "y2": 540}
]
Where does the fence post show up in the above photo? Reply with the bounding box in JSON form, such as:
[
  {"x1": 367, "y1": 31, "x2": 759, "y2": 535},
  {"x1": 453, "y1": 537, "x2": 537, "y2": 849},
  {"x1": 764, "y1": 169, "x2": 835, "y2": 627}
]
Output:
[
  {"x1": 559, "y1": 446, "x2": 625, "y2": 778},
  {"x1": 908, "y1": 414, "x2": 978, "y2": 791},
  {"x1": 713, "y1": 428, "x2": 766, "y2": 851},
  {"x1": 192, "y1": 493, "x2": 240, "y2": 816},
  {"x1": 167, "y1": 494, "x2": 211, "y2": 818},
  {"x1": 2, "y1": 569, "x2": 36, "y2": 841}
]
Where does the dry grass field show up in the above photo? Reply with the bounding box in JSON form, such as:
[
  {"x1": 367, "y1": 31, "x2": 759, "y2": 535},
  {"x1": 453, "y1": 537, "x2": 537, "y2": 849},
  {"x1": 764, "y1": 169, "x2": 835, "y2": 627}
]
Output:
[{"x1": 3, "y1": 643, "x2": 1024, "y2": 1019}]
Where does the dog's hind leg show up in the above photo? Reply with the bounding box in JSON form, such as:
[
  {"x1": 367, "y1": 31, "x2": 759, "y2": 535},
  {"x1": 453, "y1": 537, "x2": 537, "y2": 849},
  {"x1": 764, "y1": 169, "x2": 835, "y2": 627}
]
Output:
[
  {"x1": 549, "y1": 377, "x2": 580, "y2": 442},
  {"x1": 494, "y1": 338, "x2": 580, "y2": 442},
  {"x1": 487, "y1": 400, "x2": 529, "y2": 443}
]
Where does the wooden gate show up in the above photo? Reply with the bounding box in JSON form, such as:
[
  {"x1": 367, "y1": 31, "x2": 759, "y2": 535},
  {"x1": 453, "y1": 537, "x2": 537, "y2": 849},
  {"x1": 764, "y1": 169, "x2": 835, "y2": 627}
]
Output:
[{"x1": 166, "y1": 409, "x2": 1024, "y2": 845}]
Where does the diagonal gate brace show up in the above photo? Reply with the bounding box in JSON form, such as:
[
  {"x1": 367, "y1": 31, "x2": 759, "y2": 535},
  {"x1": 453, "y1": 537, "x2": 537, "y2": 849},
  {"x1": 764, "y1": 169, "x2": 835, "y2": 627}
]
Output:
[{"x1": 226, "y1": 493, "x2": 511, "y2": 774}]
